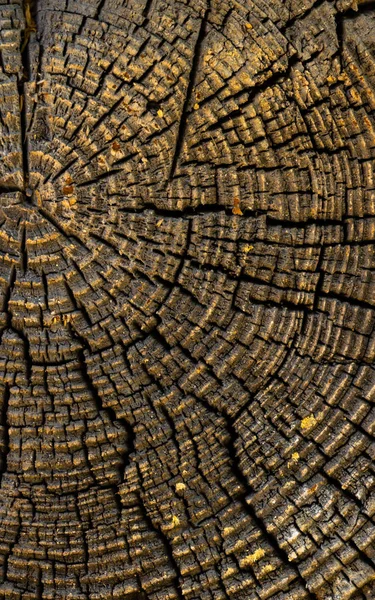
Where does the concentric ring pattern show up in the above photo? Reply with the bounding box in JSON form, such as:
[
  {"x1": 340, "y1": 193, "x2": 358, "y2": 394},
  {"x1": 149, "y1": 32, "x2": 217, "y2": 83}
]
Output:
[{"x1": 0, "y1": 0, "x2": 375, "y2": 598}]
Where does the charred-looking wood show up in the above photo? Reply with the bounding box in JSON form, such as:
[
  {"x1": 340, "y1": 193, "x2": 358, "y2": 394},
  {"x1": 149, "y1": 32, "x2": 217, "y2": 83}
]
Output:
[{"x1": 1, "y1": 0, "x2": 375, "y2": 599}]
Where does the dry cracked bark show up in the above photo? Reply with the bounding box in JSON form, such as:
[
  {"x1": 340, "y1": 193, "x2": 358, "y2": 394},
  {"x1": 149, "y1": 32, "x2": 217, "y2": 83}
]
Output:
[{"x1": 0, "y1": 0, "x2": 375, "y2": 598}]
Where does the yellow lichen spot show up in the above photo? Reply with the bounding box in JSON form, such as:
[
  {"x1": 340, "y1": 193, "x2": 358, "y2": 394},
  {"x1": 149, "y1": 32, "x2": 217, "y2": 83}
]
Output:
[
  {"x1": 288, "y1": 451, "x2": 300, "y2": 468},
  {"x1": 349, "y1": 87, "x2": 361, "y2": 104},
  {"x1": 300, "y1": 414, "x2": 317, "y2": 430},
  {"x1": 176, "y1": 482, "x2": 186, "y2": 492},
  {"x1": 245, "y1": 22, "x2": 253, "y2": 29},
  {"x1": 193, "y1": 103, "x2": 200, "y2": 110},
  {"x1": 240, "y1": 548, "x2": 265, "y2": 567},
  {"x1": 244, "y1": 245, "x2": 254, "y2": 253},
  {"x1": 259, "y1": 97, "x2": 271, "y2": 112},
  {"x1": 232, "y1": 539, "x2": 246, "y2": 552},
  {"x1": 260, "y1": 564, "x2": 276, "y2": 576},
  {"x1": 232, "y1": 197, "x2": 243, "y2": 216},
  {"x1": 157, "y1": 109, "x2": 164, "y2": 118},
  {"x1": 223, "y1": 567, "x2": 237, "y2": 579},
  {"x1": 337, "y1": 72, "x2": 351, "y2": 86},
  {"x1": 170, "y1": 515, "x2": 180, "y2": 528},
  {"x1": 156, "y1": 219, "x2": 163, "y2": 227},
  {"x1": 308, "y1": 482, "x2": 319, "y2": 494}
]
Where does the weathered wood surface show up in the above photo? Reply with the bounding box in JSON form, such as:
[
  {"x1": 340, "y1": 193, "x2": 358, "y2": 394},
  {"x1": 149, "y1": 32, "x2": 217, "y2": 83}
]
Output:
[{"x1": 0, "y1": 0, "x2": 375, "y2": 598}]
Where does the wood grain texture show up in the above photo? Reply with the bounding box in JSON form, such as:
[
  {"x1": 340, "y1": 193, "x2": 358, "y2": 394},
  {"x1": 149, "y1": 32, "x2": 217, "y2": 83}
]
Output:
[{"x1": 0, "y1": 0, "x2": 375, "y2": 598}]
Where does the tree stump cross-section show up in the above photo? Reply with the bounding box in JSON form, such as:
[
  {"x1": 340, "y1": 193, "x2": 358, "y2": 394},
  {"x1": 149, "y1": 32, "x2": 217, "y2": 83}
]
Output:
[{"x1": 1, "y1": 0, "x2": 375, "y2": 598}]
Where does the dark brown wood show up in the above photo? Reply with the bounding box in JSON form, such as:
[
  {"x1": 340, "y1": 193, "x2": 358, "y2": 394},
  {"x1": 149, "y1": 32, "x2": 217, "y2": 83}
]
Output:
[{"x1": 1, "y1": 0, "x2": 375, "y2": 598}]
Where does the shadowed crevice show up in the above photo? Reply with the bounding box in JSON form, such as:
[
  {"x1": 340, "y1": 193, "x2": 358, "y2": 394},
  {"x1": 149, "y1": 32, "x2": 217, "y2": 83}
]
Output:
[
  {"x1": 168, "y1": 1, "x2": 212, "y2": 181},
  {"x1": 19, "y1": 0, "x2": 37, "y2": 196}
]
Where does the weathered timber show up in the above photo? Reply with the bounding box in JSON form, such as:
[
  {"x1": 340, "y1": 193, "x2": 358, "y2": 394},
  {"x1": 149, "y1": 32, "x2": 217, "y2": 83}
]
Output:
[{"x1": 0, "y1": 0, "x2": 375, "y2": 598}]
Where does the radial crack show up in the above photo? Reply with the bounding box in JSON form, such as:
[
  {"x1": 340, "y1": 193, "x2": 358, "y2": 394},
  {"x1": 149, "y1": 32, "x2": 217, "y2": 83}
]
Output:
[
  {"x1": 19, "y1": 1, "x2": 36, "y2": 196},
  {"x1": 168, "y1": 1, "x2": 211, "y2": 181}
]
